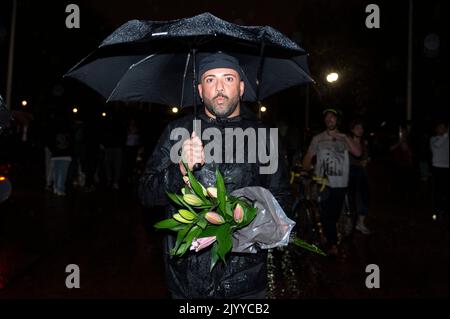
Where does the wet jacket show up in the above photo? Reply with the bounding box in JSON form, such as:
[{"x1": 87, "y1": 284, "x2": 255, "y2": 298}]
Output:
[{"x1": 138, "y1": 107, "x2": 292, "y2": 298}]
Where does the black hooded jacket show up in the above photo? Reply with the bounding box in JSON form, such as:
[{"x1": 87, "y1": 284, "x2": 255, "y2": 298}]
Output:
[{"x1": 138, "y1": 107, "x2": 292, "y2": 298}]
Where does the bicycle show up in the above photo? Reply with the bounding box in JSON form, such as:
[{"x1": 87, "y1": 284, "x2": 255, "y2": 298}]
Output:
[
  {"x1": 295, "y1": 170, "x2": 355, "y2": 248},
  {"x1": 290, "y1": 165, "x2": 328, "y2": 250}
]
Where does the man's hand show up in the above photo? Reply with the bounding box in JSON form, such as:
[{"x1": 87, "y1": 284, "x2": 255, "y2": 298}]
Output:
[
  {"x1": 179, "y1": 131, "x2": 205, "y2": 175},
  {"x1": 332, "y1": 132, "x2": 362, "y2": 157}
]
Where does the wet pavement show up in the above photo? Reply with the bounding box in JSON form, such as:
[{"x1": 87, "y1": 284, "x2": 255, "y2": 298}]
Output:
[{"x1": 0, "y1": 161, "x2": 448, "y2": 299}]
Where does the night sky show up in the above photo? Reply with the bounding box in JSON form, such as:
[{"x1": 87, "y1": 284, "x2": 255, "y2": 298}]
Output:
[{"x1": 0, "y1": 0, "x2": 448, "y2": 140}]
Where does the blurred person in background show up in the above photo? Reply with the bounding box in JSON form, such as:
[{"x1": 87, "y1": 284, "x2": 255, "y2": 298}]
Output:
[
  {"x1": 303, "y1": 108, "x2": 361, "y2": 256},
  {"x1": 430, "y1": 121, "x2": 448, "y2": 220},
  {"x1": 348, "y1": 119, "x2": 371, "y2": 234},
  {"x1": 49, "y1": 122, "x2": 73, "y2": 196}
]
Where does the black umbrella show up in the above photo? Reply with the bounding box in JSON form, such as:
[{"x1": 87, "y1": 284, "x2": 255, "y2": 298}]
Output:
[
  {"x1": 65, "y1": 12, "x2": 313, "y2": 108},
  {"x1": 65, "y1": 13, "x2": 313, "y2": 169}
]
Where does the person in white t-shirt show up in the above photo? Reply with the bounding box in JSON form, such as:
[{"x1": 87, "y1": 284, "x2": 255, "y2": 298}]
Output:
[{"x1": 303, "y1": 109, "x2": 361, "y2": 256}]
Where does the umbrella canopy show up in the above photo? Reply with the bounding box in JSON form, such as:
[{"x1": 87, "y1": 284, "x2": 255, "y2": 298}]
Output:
[{"x1": 65, "y1": 12, "x2": 313, "y2": 108}]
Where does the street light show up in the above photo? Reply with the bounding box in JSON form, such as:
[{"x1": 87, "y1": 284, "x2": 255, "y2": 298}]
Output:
[
  {"x1": 326, "y1": 72, "x2": 339, "y2": 83},
  {"x1": 260, "y1": 105, "x2": 267, "y2": 113},
  {"x1": 72, "y1": 107, "x2": 78, "y2": 114},
  {"x1": 101, "y1": 112, "x2": 107, "y2": 117},
  {"x1": 21, "y1": 100, "x2": 28, "y2": 107},
  {"x1": 171, "y1": 106, "x2": 179, "y2": 114}
]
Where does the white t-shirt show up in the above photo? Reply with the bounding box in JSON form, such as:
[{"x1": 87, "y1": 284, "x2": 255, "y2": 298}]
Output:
[
  {"x1": 308, "y1": 131, "x2": 350, "y2": 188},
  {"x1": 430, "y1": 133, "x2": 449, "y2": 168}
]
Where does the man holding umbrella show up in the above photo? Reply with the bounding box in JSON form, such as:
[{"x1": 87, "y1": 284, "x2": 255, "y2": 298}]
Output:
[
  {"x1": 138, "y1": 52, "x2": 292, "y2": 299},
  {"x1": 65, "y1": 12, "x2": 313, "y2": 298}
]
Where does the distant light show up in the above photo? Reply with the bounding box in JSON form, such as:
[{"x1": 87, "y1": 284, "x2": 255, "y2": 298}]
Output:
[
  {"x1": 380, "y1": 121, "x2": 387, "y2": 127},
  {"x1": 171, "y1": 107, "x2": 179, "y2": 114},
  {"x1": 432, "y1": 214, "x2": 437, "y2": 221},
  {"x1": 0, "y1": 176, "x2": 6, "y2": 182},
  {"x1": 370, "y1": 132, "x2": 375, "y2": 137},
  {"x1": 101, "y1": 112, "x2": 107, "y2": 117},
  {"x1": 72, "y1": 108, "x2": 78, "y2": 114},
  {"x1": 260, "y1": 106, "x2": 267, "y2": 113},
  {"x1": 21, "y1": 100, "x2": 28, "y2": 107},
  {"x1": 326, "y1": 72, "x2": 339, "y2": 83}
]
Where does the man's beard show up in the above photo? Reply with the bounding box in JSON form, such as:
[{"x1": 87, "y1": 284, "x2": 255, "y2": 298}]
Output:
[{"x1": 204, "y1": 93, "x2": 240, "y2": 118}]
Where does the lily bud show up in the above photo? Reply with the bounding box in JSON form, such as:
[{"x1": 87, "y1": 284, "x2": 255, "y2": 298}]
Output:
[
  {"x1": 178, "y1": 209, "x2": 196, "y2": 221},
  {"x1": 173, "y1": 213, "x2": 193, "y2": 224},
  {"x1": 183, "y1": 194, "x2": 203, "y2": 206},
  {"x1": 205, "y1": 212, "x2": 225, "y2": 225},
  {"x1": 182, "y1": 176, "x2": 191, "y2": 188},
  {"x1": 200, "y1": 184, "x2": 208, "y2": 197},
  {"x1": 190, "y1": 236, "x2": 216, "y2": 252},
  {"x1": 206, "y1": 187, "x2": 218, "y2": 198},
  {"x1": 233, "y1": 204, "x2": 244, "y2": 223}
]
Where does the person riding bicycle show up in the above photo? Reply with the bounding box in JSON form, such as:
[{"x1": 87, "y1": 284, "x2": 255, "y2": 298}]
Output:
[{"x1": 302, "y1": 108, "x2": 361, "y2": 256}]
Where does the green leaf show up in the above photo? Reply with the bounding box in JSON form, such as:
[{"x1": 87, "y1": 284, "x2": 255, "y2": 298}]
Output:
[
  {"x1": 170, "y1": 224, "x2": 189, "y2": 232},
  {"x1": 154, "y1": 218, "x2": 182, "y2": 230},
  {"x1": 174, "y1": 226, "x2": 202, "y2": 257},
  {"x1": 225, "y1": 201, "x2": 233, "y2": 218},
  {"x1": 184, "y1": 226, "x2": 202, "y2": 245},
  {"x1": 197, "y1": 218, "x2": 208, "y2": 229},
  {"x1": 166, "y1": 192, "x2": 182, "y2": 206},
  {"x1": 245, "y1": 206, "x2": 257, "y2": 223},
  {"x1": 199, "y1": 225, "x2": 219, "y2": 238},
  {"x1": 186, "y1": 168, "x2": 209, "y2": 203},
  {"x1": 176, "y1": 242, "x2": 190, "y2": 256},
  {"x1": 181, "y1": 187, "x2": 193, "y2": 195},
  {"x1": 210, "y1": 242, "x2": 220, "y2": 271},
  {"x1": 216, "y1": 223, "x2": 232, "y2": 263},
  {"x1": 216, "y1": 168, "x2": 226, "y2": 214},
  {"x1": 292, "y1": 237, "x2": 327, "y2": 256},
  {"x1": 173, "y1": 224, "x2": 194, "y2": 255},
  {"x1": 198, "y1": 205, "x2": 214, "y2": 210},
  {"x1": 237, "y1": 206, "x2": 257, "y2": 229}
]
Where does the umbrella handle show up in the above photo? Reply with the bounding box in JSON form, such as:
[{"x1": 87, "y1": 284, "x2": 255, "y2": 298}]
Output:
[{"x1": 191, "y1": 48, "x2": 202, "y2": 172}]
